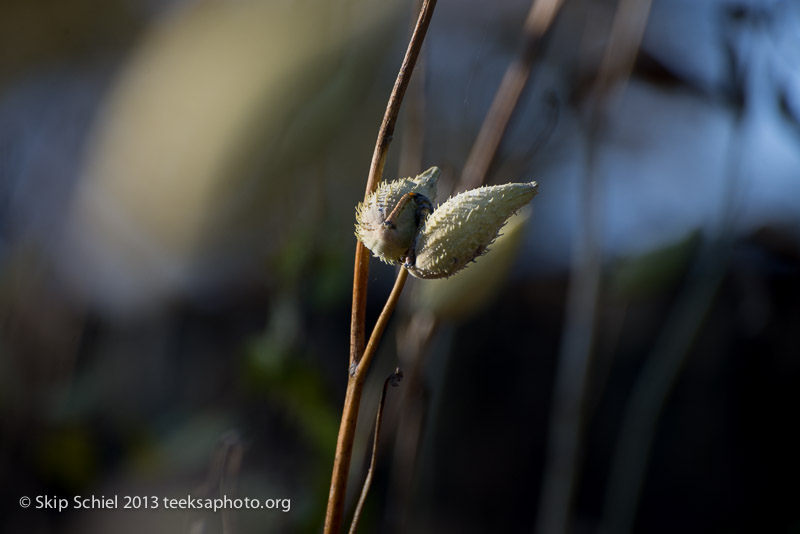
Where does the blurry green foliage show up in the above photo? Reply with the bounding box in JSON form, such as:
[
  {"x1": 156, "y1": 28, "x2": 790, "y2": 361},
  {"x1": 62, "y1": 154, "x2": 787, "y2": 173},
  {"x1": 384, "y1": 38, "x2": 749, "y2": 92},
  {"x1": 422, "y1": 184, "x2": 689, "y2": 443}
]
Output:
[
  {"x1": 150, "y1": 413, "x2": 235, "y2": 473},
  {"x1": 242, "y1": 312, "x2": 338, "y2": 456},
  {"x1": 609, "y1": 230, "x2": 702, "y2": 300},
  {"x1": 37, "y1": 425, "x2": 97, "y2": 490},
  {"x1": 271, "y1": 225, "x2": 351, "y2": 312}
]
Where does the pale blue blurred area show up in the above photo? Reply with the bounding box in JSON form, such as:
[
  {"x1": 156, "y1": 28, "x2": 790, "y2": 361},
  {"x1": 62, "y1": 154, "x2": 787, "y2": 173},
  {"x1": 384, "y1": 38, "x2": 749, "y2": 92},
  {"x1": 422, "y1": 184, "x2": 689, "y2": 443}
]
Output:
[
  {"x1": 520, "y1": 0, "x2": 800, "y2": 270},
  {"x1": 401, "y1": 0, "x2": 800, "y2": 281},
  {"x1": 0, "y1": 0, "x2": 798, "y2": 310},
  {"x1": 0, "y1": 67, "x2": 109, "y2": 247}
]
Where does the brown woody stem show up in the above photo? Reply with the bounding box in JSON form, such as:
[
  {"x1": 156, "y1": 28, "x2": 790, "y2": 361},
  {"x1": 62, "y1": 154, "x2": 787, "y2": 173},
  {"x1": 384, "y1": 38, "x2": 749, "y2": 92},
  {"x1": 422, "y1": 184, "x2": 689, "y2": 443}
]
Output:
[
  {"x1": 348, "y1": 368, "x2": 404, "y2": 534},
  {"x1": 324, "y1": 2, "x2": 437, "y2": 533}
]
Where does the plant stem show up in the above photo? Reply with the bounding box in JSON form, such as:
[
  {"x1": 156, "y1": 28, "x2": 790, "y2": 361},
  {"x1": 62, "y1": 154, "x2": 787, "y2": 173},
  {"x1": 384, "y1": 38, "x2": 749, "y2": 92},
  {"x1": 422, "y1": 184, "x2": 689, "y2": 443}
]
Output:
[
  {"x1": 349, "y1": 368, "x2": 404, "y2": 534},
  {"x1": 350, "y1": 0, "x2": 438, "y2": 369},
  {"x1": 383, "y1": 1, "x2": 559, "y2": 528},
  {"x1": 398, "y1": 0, "x2": 427, "y2": 179},
  {"x1": 459, "y1": 0, "x2": 563, "y2": 191},
  {"x1": 326, "y1": 269, "x2": 409, "y2": 533},
  {"x1": 325, "y1": 4, "x2": 437, "y2": 532},
  {"x1": 534, "y1": 1, "x2": 651, "y2": 532}
]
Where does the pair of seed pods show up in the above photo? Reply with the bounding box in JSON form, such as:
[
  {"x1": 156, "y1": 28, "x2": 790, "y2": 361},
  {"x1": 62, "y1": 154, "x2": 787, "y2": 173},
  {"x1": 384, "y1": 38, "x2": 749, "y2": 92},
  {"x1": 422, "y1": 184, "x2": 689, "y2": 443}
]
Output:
[{"x1": 355, "y1": 167, "x2": 539, "y2": 279}]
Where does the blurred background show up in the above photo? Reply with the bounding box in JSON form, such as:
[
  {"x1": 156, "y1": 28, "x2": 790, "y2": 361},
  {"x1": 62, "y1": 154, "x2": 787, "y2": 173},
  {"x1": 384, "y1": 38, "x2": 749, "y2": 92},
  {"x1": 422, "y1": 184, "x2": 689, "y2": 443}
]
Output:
[{"x1": 1, "y1": 0, "x2": 799, "y2": 533}]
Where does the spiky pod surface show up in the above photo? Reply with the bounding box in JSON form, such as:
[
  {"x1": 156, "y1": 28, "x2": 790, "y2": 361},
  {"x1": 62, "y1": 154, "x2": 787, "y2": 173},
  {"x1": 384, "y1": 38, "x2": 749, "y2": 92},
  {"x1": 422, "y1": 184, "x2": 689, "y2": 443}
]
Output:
[
  {"x1": 355, "y1": 167, "x2": 439, "y2": 264},
  {"x1": 407, "y1": 182, "x2": 538, "y2": 279}
]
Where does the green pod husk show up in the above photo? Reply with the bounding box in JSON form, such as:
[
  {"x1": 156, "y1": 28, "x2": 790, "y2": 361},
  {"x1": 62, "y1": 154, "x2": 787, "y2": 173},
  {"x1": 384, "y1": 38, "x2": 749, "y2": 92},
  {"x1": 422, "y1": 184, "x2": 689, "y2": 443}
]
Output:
[
  {"x1": 412, "y1": 208, "x2": 531, "y2": 319},
  {"x1": 407, "y1": 181, "x2": 538, "y2": 279},
  {"x1": 355, "y1": 167, "x2": 439, "y2": 264}
]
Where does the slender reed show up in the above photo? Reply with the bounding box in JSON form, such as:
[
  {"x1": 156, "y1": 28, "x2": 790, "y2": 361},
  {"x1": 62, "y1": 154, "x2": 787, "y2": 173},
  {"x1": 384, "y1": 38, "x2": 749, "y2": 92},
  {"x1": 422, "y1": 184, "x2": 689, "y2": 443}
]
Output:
[
  {"x1": 323, "y1": 2, "x2": 437, "y2": 533},
  {"x1": 534, "y1": 1, "x2": 652, "y2": 533},
  {"x1": 386, "y1": 0, "x2": 562, "y2": 528},
  {"x1": 349, "y1": 368, "x2": 404, "y2": 534},
  {"x1": 459, "y1": 0, "x2": 564, "y2": 191}
]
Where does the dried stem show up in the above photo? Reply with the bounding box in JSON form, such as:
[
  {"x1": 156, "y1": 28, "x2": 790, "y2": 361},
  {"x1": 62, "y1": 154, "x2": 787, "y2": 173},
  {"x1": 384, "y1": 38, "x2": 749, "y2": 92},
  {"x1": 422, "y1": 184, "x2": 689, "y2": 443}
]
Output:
[
  {"x1": 602, "y1": 20, "x2": 746, "y2": 525},
  {"x1": 398, "y1": 0, "x2": 427, "y2": 178},
  {"x1": 350, "y1": 0, "x2": 438, "y2": 369},
  {"x1": 191, "y1": 432, "x2": 243, "y2": 534},
  {"x1": 384, "y1": 0, "x2": 562, "y2": 528},
  {"x1": 326, "y1": 269, "x2": 409, "y2": 534},
  {"x1": 459, "y1": 0, "x2": 564, "y2": 191},
  {"x1": 602, "y1": 245, "x2": 725, "y2": 534},
  {"x1": 324, "y1": 2, "x2": 437, "y2": 532},
  {"x1": 534, "y1": 1, "x2": 652, "y2": 533},
  {"x1": 363, "y1": 269, "x2": 410, "y2": 373},
  {"x1": 386, "y1": 312, "x2": 437, "y2": 529},
  {"x1": 349, "y1": 368, "x2": 404, "y2": 534}
]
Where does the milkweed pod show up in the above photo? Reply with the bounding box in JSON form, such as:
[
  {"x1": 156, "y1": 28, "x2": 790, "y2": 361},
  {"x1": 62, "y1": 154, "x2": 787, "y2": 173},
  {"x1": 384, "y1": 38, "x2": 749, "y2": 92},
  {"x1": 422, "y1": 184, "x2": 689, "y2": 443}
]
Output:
[
  {"x1": 406, "y1": 181, "x2": 539, "y2": 279},
  {"x1": 355, "y1": 167, "x2": 439, "y2": 264},
  {"x1": 412, "y1": 208, "x2": 531, "y2": 318}
]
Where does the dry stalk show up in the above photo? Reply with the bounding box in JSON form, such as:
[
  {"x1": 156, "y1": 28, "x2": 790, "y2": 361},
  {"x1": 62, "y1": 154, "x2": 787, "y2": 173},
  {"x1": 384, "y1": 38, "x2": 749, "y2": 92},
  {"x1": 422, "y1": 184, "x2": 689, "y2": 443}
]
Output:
[{"x1": 323, "y1": 2, "x2": 437, "y2": 533}]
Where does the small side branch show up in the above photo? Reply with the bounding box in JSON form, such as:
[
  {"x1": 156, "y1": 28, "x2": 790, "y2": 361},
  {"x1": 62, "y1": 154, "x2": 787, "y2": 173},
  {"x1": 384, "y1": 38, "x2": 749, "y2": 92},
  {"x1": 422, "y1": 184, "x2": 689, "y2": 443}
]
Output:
[
  {"x1": 325, "y1": 2, "x2": 438, "y2": 533},
  {"x1": 459, "y1": 0, "x2": 564, "y2": 191},
  {"x1": 351, "y1": 0, "x2": 439, "y2": 369},
  {"x1": 349, "y1": 368, "x2": 404, "y2": 534}
]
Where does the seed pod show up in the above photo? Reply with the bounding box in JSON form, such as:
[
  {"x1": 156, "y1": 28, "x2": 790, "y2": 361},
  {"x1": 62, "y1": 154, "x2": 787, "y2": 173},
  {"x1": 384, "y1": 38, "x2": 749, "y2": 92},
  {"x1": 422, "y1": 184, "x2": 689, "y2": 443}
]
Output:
[
  {"x1": 355, "y1": 167, "x2": 439, "y2": 264},
  {"x1": 412, "y1": 208, "x2": 531, "y2": 318},
  {"x1": 406, "y1": 181, "x2": 538, "y2": 279}
]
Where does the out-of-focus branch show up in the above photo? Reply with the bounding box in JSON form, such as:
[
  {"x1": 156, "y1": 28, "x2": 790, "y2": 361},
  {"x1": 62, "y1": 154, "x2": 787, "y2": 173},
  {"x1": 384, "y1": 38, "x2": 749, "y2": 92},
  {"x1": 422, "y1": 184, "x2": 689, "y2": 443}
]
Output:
[
  {"x1": 398, "y1": 0, "x2": 427, "y2": 179},
  {"x1": 602, "y1": 11, "x2": 751, "y2": 529},
  {"x1": 459, "y1": 0, "x2": 564, "y2": 191},
  {"x1": 348, "y1": 368, "x2": 404, "y2": 534},
  {"x1": 534, "y1": 1, "x2": 652, "y2": 534},
  {"x1": 386, "y1": 312, "x2": 437, "y2": 532},
  {"x1": 384, "y1": 0, "x2": 564, "y2": 529}
]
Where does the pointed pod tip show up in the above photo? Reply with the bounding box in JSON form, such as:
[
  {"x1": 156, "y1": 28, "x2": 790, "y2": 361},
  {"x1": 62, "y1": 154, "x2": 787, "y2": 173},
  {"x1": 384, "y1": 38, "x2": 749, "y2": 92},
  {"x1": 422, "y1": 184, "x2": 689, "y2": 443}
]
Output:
[
  {"x1": 417, "y1": 166, "x2": 441, "y2": 184},
  {"x1": 407, "y1": 180, "x2": 539, "y2": 279}
]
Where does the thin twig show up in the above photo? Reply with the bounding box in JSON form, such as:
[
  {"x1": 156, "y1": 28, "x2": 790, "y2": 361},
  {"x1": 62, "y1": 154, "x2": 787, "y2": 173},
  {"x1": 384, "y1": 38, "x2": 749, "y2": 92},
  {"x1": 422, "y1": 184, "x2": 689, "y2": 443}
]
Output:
[
  {"x1": 351, "y1": 0, "x2": 438, "y2": 369},
  {"x1": 221, "y1": 437, "x2": 244, "y2": 534},
  {"x1": 601, "y1": 245, "x2": 726, "y2": 534},
  {"x1": 534, "y1": 1, "x2": 652, "y2": 533},
  {"x1": 325, "y1": 5, "x2": 436, "y2": 531},
  {"x1": 383, "y1": 0, "x2": 430, "y2": 522},
  {"x1": 602, "y1": 14, "x2": 748, "y2": 526},
  {"x1": 188, "y1": 432, "x2": 243, "y2": 534},
  {"x1": 534, "y1": 144, "x2": 603, "y2": 534},
  {"x1": 361, "y1": 269, "x2": 410, "y2": 376},
  {"x1": 386, "y1": 313, "x2": 437, "y2": 532},
  {"x1": 398, "y1": 0, "x2": 427, "y2": 178},
  {"x1": 381, "y1": 1, "x2": 562, "y2": 529},
  {"x1": 459, "y1": 0, "x2": 564, "y2": 191},
  {"x1": 327, "y1": 267, "x2": 410, "y2": 533},
  {"x1": 349, "y1": 368, "x2": 404, "y2": 534}
]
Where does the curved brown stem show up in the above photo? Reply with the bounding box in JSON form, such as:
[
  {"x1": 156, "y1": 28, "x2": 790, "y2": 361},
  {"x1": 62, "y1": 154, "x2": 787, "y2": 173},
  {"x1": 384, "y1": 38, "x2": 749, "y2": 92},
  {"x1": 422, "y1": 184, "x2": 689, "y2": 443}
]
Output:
[
  {"x1": 350, "y1": 0, "x2": 439, "y2": 369},
  {"x1": 325, "y1": 4, "x2": 437, "y2": 532},
  {"x1": 326, "y1": 269, "x2": 409, "y2": 534},
  {"x1": 349, "y1": 368, "x2": 404, "y2": 534},
  {"x1": 535, "y1": 1, "x2": 652, "y2": 533}
]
